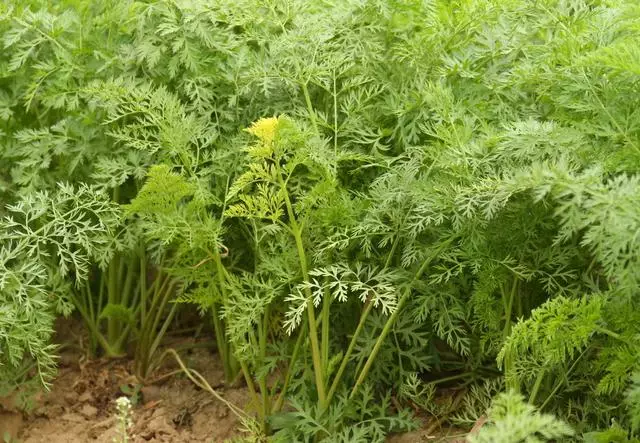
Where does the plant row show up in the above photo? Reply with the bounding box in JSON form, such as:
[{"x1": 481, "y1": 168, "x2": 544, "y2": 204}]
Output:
[{"x1": 1, "y1": 0, "x2": 640, "y2": 441}]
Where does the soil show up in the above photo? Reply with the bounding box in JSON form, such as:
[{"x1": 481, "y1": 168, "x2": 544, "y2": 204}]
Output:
[
  {"x1": 2, "y1": 345, "x2": 248, "y2": 443},
  {"x1": 3, "y1": 351, "x2": 471, "y2": 443},
  {"x1": 386, "y1": 420, "x2": 475, "y2": 443},
  {"x1": 0, "y1": 319, "x2": 475, "y2": 443}
]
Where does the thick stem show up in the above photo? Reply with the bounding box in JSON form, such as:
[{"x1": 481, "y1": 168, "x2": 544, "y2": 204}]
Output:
[
  {"x1": 211, "y1": 302, "x2": 232, "y2": 381},
  {"x1": 98, "y1": 269, "x2": 105, "y2": 320},
  {"x1": 295, "y1": 229, "x2": 326, "y2": 406},
  {"x1": 107, "y1": 255, "x2": 120, "y2": 348},
  {"x1": 239, "y1": 359, "x2": 262, "y2": 421},
  {"x1": 213, "y1": 251, "x2": 238, "y2": 381},
  {"x1": 70, "y1": 292, "x2": 121, "y2": 357},
  {"x1": 120, "y1": 255, "x2": 137, "y2": 311},
  {"x1": 107, "y1": 186, "x2": 121, "y2": 348},
  {"x1": 258, "y1": 306, "x2": 271, "y2": 433},
  {"x1": 140, "y1": 247, "x2": 147, "y2": 323},
  {"x1": 135, "y1": 273, "x2": 170, "y2": 376},
  {"x1": 145, "y1": 279, "x2": 177, "y2": 361},
  {"x1": 529, "y1": 370, "x2": 545, "y2": 404},
  {"x1": 290, "y1": 222, "x2": 326, "y2": 408},
  {"x1": 277, "y1": 163, "x2": 326, "y2": 407}
]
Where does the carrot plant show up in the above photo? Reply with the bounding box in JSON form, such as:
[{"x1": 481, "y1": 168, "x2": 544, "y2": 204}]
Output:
[
  {"x1": 2, "y1": 0, "x2": 640, "y2": 440},
  {"x1": 0, "y1": 185, "x2": 121, "y2": 407},
  {"x1": 220, "y1": 116, "x2": 418, "y2": 437}
]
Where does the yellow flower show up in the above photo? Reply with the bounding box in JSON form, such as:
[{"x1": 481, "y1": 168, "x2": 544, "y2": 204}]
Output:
[{"x1": 246, "y1": 116, "x2": 280, "y2": 145}]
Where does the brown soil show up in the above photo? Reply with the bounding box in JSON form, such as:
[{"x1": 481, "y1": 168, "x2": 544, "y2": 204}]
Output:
[
  {"x1": 4, "y1": 347, "x2": 248, "y2": 443},
  {"x1": 0, "y1": 320, "x2": 476, "y2": 442},
  {"x1": 4, "y1": 353, "x2": 473, "y2": 443},
  {"x1": 386, "y1": 416, "x2": 469, "y2": 443}
]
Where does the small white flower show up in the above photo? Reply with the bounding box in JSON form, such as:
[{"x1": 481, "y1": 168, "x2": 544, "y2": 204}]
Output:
[{"x1": 114, "y1": 396, "x2": 133, "y2": 443}]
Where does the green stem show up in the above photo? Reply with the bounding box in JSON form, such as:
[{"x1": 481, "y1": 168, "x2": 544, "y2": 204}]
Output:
[
  {"x1": 326, "y1": 301, "x2": 373, "y2": 405},
  {"x1": 70, "y1": 292, "x2": 122, "y2": 357},
  {"x1": 113, "y1": 277, "x2": 141, "y2": 352},
  {"x1": 84, "y1": 280, "x2": 95, "y2": 326},
  {"x1": 350, "y1": 292, "x2": 408, "y2": 399},
  {"x1": 107, "y1": 255, "x2": 120, "y2": 348},
  {"x1": 83, "y1": 282, "x2": 97, "y2": 356},
  {"x1": 503, "y1": 348, "x2": 518, "y2": 392},
  {"x1": 149, "y1": 300, "x2": 179, "y2": 363},
  {"x1": 321, "y1": 284, "x2": 331, "y2": 380},
  {"x1": 141, "y1": 273, "x2": 161, "y2": 325},
  {"x1": 276, "y1": 162, "x2": 326, "y2": 407},
  {"x1": 429, "y1": 372, "x2": 477, "y2": 385},
  {"x1": 539, "y1": 349, "x2": 588, "y2": 410},
  {"x1": 107, "y1": 187, "x2": 121, "y2": 347},
  {"x1": 213, "y1": 250, "x2": 238, "y2": 381},
  {"x1": 146, "y1": 279, "x2": 177, "y2": 356},
  {"x1": 211, "y1": 302, "x2": 231, "y2": 379},
  {"x1": 135, "y1": 272, "x2": 170, "y2": 376},
  {"x1": 301, "y1": 82, "x2": 319, "y2": 135},
  {"x1": 258, "y1": 306, "x2": 271, "y2": 433},
  {"x1": 384, "y1": 233, "x2": 401, "y2": 269},
  {"x1": 332, "y1": 70, "x2": 338, "y2": 155},
  {"x1": 503, "y1": 279, "x2": 518, "y2": 342},
  {"x1": 140, "y1": 247, "x2": 147, "y2": 324},
  {"x1": 596, "y1": 326, "x2": 634, "y2": 346},
  {"x1": 295, "y1": 227, "x2": 326, "y2": 406},
  {"x1": 258, "y1": 376, "x2": 270, "y2": 434},
  {"x1": 274, "y1": 320, "x2": 307, "y2": 413},
  {"x1": 143, "y1": 273, "x2": 171, "y2": 332},
  {"x1": 326, "y1": 230, "x2": 402, "y2": 406},
  {"x1": 350, "y1": 239, "x2": 452, "y2": 399},
  {"x1": 117, "y1": 253, "x2": 126, "y2": 293},
  {"x1": 120, "y1": 255, "x2": 137, "y2": 310},
  {"x1": 517, "y1": 288, "x2": 523, "y2": 318},
  {"x1": 145, "y1": 302, "x2": 180, "y2": 378},
  {"x1": 239, "y1": 359, "x2": 262, "y2": 421},
  {"x1": 136, "y1": 278, "x2": 176, "y2": 378},
  {"x1": 261, "y1": 305, "x2": 270, "y2": 363},
  {"x1": 529, "y1": 370, "x2": 545, "y2": 404},
  {"x1": 98, "y1": 269, "x2": 105, "y2": 320}
]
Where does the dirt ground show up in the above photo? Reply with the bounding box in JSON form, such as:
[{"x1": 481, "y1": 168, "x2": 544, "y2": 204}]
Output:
[
  {"x1": 0, "y1": 320, "x2": 473, "y2": 442},
  {"x1": 1, "y1": 345, "x2": 249, "y2": 443},
  {"x1": 1, "y1": 351, "x2": 469, "y2": 443}
]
